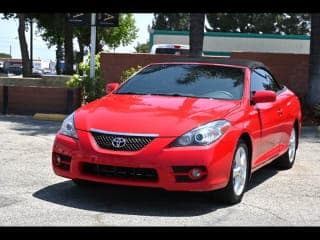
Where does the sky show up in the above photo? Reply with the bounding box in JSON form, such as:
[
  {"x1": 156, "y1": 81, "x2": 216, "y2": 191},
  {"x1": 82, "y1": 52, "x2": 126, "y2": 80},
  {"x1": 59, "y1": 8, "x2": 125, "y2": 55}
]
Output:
[{"x1": 0, "y1": 13, "x2": 154, "y2": 61}]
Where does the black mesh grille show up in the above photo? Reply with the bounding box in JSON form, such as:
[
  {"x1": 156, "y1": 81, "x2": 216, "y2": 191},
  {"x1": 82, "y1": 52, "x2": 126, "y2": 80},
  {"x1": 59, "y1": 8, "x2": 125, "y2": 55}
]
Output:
[
  {"x1": 91, "y1": 131, "x2": 156, "y2": 151},
  {"x1": 82, "y1": 163, "x2": 158, "y2": 182}
]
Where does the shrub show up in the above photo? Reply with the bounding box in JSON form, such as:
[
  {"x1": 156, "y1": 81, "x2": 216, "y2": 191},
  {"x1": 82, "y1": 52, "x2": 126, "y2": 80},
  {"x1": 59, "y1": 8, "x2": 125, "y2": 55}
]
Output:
[
  {"x1": 67, "y1": 53, "x2": 105, "y2": 104},
  {"x1": 119, "y1": 65, "x2": 143, "y2": 83}
]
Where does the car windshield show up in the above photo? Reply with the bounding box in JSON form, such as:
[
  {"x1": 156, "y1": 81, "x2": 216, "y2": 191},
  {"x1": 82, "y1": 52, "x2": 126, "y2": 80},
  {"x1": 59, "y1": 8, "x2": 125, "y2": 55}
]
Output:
[{"x1": 116, "y1": 64, "x2": 245, "y2": 100}]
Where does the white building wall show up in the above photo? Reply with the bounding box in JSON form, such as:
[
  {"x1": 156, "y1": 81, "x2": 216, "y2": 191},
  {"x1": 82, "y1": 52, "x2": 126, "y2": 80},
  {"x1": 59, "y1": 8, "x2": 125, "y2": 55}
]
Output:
[{"x1": 152, "y1": 33, "x2": 310, "y2": 54}]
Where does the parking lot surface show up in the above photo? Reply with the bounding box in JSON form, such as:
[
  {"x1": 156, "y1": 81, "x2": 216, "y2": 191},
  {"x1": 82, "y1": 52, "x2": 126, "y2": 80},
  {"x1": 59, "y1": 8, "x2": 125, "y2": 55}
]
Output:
[{"x1": 0, "y1": 115, "x2": 319, "y2": 226}]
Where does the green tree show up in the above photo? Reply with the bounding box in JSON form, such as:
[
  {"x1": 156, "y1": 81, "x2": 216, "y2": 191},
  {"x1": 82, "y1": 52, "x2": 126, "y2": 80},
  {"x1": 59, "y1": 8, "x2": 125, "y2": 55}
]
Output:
[
  {"x1": 152, "y1": 13, "x2": 310, "y2": 35},
  {"x1": 134, "y1": 41, "x2": 149, "y2": 53},
  {"x1": 18, "y1": 14, "x2": 32, "y2": 77},
  {"x1": 101, "y1": 13, "x2": 138, "y2": 52},
  {"x1": 2, "y1": 13, "x2": 32, "y2": 77},
  {"x1": 67, "y1": 53, "x2": 104, "y2": 103},
  {"x1": 152, "y1": 13, "x2": 190, "y2": 30},
  {"x1": 41, "y1": 15, "x2": 64, "y2": 74},
  {"x1": 64, "y1": 22, "x2": 74, "y2": 74},
  {"x1": 73, "y1": 25, "x2": 90, "y2": 72},
  {"x1": 71, "y1": 14, "x2": 138, "y2": 66},
  {"x1": 307, "y1": 14, "x2": 320, "y2": 105},
  {"x1": 0, "y1": 53, "x2": 11, "y2": 58},
  {"x1": 206, "y1": 13, "x2": 310, "y2": 34},
  {"x1": 33, "y1": 13, "x2": 138, "y2": 74},
  {"x1": 30, "y1": 14, "x2": 65, "y2": 74},
  {"x1": 31, "y1": 13, "x2": 75, "y2": 75}
]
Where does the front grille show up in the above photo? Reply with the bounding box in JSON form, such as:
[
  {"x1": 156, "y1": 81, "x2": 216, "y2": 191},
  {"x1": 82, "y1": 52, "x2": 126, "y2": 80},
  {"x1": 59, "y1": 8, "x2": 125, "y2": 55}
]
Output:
[
  {"x1": 91, "y1": 130, "x2": 156, "y2": 151},
  {"x1": 82, "y1": 163, "x2": 158, "y2": 182}
]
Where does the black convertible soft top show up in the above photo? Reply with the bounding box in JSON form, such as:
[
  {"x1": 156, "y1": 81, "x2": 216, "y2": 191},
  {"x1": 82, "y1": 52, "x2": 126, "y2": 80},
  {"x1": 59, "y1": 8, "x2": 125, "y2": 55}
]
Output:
[{"x1": 156, "y1": 57, "x2": 269, "y2": 71}]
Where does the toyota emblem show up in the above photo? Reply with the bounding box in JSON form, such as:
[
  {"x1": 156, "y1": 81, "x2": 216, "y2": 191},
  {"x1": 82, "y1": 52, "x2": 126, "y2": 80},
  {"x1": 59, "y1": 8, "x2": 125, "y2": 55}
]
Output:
[{"x1": 112, "y1": 137, "x2": 126, "y2": 148}]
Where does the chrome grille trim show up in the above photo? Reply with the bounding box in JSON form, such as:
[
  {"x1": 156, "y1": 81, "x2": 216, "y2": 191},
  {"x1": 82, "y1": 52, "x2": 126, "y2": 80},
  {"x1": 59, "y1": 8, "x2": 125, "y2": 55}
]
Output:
[{"x1": 90, "y1": 128, "x2": 158, "y2": 137}]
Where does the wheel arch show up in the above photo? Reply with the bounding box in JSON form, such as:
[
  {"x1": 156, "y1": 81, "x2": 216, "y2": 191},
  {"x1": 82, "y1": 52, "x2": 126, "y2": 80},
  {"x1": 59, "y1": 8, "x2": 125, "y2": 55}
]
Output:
[{"x1": 238, "y1": 132, "x2": 253, "y2": 179}]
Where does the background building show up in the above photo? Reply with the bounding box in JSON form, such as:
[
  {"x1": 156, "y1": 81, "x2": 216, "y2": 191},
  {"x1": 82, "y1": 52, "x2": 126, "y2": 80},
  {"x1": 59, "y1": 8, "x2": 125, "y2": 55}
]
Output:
[{"x1": 149, "y1": 30, "x2": 310, "y2": 57}]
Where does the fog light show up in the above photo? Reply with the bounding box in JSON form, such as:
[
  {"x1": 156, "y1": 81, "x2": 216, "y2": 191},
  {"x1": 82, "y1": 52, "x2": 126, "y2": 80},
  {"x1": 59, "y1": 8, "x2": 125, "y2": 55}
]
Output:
[
  {"x1": 56, "y1": 155, "x2": 61, "y2": 165},
  {"x1": 188, "y1": 168, "x2": 203, "y2": 180}
]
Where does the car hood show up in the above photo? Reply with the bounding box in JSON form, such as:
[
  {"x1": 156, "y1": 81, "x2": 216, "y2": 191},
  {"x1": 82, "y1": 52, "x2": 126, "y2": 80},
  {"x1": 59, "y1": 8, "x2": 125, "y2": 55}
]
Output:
[{"x1": 75, "y1": 94, "x2": 241, "y2": 137}]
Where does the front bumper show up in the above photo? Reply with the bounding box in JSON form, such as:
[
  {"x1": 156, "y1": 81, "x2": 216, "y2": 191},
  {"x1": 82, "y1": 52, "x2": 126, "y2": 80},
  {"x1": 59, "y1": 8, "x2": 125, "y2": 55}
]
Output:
[{"x1": 52, "y1": 129, "x2": 236, "y2": 192}]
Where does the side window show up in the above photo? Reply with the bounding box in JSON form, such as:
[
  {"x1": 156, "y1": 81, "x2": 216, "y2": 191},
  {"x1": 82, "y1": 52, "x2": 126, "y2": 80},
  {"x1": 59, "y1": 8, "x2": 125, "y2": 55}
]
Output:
[
  {"x1": 264, "y1": 71, "x2": 282, "y2": 92},
  {"x1": 250, "y1": 69, "x2": 270, "y2": 94},
  {"x1": 250, "y1": 68, "x2": 282, "y2": 96}
]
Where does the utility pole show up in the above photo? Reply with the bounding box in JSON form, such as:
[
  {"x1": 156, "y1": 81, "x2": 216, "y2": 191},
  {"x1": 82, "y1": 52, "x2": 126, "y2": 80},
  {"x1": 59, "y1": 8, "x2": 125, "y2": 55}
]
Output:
[
  {"x1": 66, "y1": 13, "x2": 117, "y2": 79},
  {"x1": 90, "y1": 13, "x2": 96, "y2": 79}
]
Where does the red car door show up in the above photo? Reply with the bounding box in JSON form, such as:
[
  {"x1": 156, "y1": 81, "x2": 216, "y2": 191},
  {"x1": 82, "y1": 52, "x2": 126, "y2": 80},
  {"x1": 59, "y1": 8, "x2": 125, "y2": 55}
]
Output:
[
  {"x1": 250, "y1": 69, "x2": 282, "y2": 167},
  {"x1": 264, "y1": 71, "x2": 295, "y2": 153},
  {"x1": 274, "y1": 89, "x2": 298, "y2": 153}
]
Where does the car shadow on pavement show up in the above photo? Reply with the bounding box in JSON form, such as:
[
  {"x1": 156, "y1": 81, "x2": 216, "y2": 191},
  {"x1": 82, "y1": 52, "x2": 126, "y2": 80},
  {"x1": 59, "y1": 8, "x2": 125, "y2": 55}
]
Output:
[
  {"x1": 0, "y1": 115, "x2": 61, "y2": 136},
  {"x1": 33, "y1": 165, "x2": 279, "y2": 217},
  {"x1": 247, "y1": 164, "x2": 279, "y2": 191},
  {"x1": 33, "y1": 181, "x2": 223, "y2": 217}
]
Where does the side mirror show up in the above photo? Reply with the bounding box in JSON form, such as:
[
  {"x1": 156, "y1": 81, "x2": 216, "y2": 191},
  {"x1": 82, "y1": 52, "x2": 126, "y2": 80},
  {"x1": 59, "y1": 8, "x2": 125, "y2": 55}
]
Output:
[
  {"x1": 106, "y1": 83, "x2": 120, "y2": 94},
  {"x1": 253, "y1": 90, "x2": 276, "y2": 103}
]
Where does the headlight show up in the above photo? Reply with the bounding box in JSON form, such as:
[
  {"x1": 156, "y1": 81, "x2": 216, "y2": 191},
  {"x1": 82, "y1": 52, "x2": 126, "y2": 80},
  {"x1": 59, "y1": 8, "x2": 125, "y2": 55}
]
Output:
[
  {"x1": 171, "y1": 120, "x2": 231, "y2": 147},
  {"x1": 59, "y1": 112, "x2": 78, "y2": 139}
]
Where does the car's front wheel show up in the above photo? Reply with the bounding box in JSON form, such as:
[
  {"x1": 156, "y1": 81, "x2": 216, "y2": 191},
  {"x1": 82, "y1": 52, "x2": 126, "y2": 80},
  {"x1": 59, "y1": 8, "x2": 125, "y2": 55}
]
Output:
[
  {"x1": 275, "y1": 126, "x2": 297, "y2": 170},
  {"x1": 215, "y1": 139, "x2": 249, "y2": 204}
]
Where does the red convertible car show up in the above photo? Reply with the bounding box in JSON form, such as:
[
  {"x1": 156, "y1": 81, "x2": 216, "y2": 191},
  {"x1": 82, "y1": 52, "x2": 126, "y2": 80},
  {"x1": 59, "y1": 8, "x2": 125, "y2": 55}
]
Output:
[{"x1": 52, "y1": 58, "x2": 301, "y2": 204}]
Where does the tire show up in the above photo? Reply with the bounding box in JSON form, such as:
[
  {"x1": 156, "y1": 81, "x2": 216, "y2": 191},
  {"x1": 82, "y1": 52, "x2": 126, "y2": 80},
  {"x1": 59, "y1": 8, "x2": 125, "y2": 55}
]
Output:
[
  {"x1": 275, "y1": 127, "x2": 297, "y2": 170},
  {"x1": 215, "y1": 139, "x2": 249, "y2": 204}
]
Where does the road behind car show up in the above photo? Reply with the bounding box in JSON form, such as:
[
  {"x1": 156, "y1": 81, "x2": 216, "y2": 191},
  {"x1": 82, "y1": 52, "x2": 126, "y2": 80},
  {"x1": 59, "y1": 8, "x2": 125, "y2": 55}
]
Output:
[{"x1": 0, "y1": 115, "x2": 319, "y2": 226}]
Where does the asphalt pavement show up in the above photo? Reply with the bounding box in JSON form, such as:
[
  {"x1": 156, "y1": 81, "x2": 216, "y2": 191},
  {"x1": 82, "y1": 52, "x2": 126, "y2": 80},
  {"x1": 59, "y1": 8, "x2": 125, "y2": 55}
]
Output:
[{"x1": 0, "y1": 114, "x2": 319, "y2": 226}]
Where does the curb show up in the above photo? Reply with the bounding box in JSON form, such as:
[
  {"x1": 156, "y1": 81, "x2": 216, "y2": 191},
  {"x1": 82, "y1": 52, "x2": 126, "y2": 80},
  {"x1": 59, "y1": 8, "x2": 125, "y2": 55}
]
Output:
[{"x1": 33, "y1": 113, "x2": 67, "y2": 121}]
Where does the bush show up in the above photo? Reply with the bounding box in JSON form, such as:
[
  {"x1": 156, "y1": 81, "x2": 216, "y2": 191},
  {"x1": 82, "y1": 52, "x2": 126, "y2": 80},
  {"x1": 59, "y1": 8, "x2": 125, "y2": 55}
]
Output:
[
  {"x1": 67, "y1": 53, "x2": 105, "y2": 104},
  {"x1": 119, "y1": 65, "x2": 142, "y2": 83}
]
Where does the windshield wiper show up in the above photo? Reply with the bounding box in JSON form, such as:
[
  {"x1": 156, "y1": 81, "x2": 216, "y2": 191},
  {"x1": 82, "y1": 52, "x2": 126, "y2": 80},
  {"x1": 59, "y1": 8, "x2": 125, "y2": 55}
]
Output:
[
  {"x1": 152, "y1": 93, "x2": 196, "y2": 97},
  {"x1": 115, "y1": 91, "x2": 146, "y2": 95},
  {"x1": 116, "y1": 92, "x2": 196, "y2": 97}
]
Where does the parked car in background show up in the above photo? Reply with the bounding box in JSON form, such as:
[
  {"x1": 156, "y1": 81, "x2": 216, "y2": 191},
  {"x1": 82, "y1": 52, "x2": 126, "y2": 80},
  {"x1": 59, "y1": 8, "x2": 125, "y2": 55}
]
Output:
[
  {"x1": 6, "y1": 66, "x2": 22, "y2": 76},
  {"x1": 52, "y1": 58, "x2": 302, "y2": 204},
  {"x1": 32, "y1": 69, "x2": 43, "y2": 78},
  {"x1": 0, "y1": 61, "x2": 4, "y2": 72},
  {"x1": 150, "y1": 44, "x2": 190, "y2": 55}
]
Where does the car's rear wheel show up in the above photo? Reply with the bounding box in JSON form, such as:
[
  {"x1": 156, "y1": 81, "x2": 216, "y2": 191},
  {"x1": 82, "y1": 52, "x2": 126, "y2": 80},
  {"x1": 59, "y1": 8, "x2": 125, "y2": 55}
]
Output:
[
  {"x1": 215, "y1": 139, "x2": 249, "y2": 204},
  {"x1": 275, "y1": 127, "x2": 297, "y2": 170}
]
